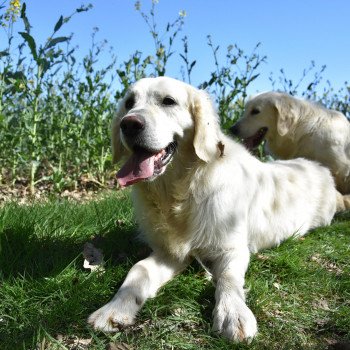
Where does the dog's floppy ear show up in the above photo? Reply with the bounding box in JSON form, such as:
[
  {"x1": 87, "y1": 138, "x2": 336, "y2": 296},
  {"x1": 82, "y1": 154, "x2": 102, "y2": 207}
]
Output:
[
  {"x1": 191, "y1": 89, "x2": 220, "y2": 162},
  {"x1": 111, "y1": 107, "x2": 127, "y2": 164},
  {"x1": 273, "y1": 95, "x2": 299, "y2": 137}
]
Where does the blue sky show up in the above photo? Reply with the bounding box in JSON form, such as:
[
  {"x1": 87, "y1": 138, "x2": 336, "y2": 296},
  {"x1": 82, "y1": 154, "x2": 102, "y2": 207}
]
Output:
[{"x1": 2, "y1": 0, "x2": 350, "y2": 95}]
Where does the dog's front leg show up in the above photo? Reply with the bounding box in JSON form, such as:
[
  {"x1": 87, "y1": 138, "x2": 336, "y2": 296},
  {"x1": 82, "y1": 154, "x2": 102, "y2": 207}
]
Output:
[
  {"x1": 88, "y1": 253, "x2": 187, "y2": 332},
  {"x1": 211, "y1": 246, "x2": 258, "y2": 342}
]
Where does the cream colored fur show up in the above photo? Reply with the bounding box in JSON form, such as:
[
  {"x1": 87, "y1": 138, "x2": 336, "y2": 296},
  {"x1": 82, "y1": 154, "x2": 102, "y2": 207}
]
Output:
[
  {"x1": 233, "y1": 92, "x2": 350, "y2": 195},
  {"x1": 88, "y1": 78, "x2": 338, "y2": 342}
]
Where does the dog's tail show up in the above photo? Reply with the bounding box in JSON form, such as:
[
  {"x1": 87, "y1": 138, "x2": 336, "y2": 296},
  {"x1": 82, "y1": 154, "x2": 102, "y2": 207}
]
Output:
[{"x1": 336, "y1": 191, "x2": 350, "y2": 212}]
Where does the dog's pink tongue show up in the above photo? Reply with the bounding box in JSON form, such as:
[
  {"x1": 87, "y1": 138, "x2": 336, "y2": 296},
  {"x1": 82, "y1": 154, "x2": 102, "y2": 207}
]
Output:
[{"x1": 117, "y1": 152, "x2": 155, "y2": 187}]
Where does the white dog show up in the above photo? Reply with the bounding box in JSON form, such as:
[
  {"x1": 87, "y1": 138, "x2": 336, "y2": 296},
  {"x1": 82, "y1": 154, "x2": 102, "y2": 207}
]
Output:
[
  {"x1": 230, "y1": 92, "x2": 350, "y2": 194},
  {"x1": 88, "y1": 77, "x2": 338, "y2": 342}
]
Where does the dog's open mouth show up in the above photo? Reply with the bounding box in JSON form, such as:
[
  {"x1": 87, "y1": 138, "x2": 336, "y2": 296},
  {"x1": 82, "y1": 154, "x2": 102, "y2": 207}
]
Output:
[
  {"x1": 117, "y1": 141, "x2": 177, "y2": 187},
  {"x1": 243, "y1": 127, "x2": 268, "y2": 150}
]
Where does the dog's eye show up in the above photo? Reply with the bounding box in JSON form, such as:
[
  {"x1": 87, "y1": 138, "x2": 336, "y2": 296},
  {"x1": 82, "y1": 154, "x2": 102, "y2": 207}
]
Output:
[
  {"x1": 251, "y1": 108, "x2": 260, "y2": 115},
  {"x1": 125, "y1": 96, "x2": 135, "y2": 110},
  {"x1": 162, "y1": 96, "x2": 177, "y2": 106}
]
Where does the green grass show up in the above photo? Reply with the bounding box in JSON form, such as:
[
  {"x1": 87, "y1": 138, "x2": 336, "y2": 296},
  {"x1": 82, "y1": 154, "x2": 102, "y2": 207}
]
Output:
[{"x1": 0, "y1": 192, "x2": 349, "y2": 350}]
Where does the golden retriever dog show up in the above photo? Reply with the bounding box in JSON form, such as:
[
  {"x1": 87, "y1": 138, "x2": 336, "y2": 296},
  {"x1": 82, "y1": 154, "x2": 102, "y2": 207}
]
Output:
[
  {"x1": 88, "y1": 77, "x2": 338, "y2": 342},
  {"x1": 230, "y1": 92, "x2": 350, "y2": 194}
]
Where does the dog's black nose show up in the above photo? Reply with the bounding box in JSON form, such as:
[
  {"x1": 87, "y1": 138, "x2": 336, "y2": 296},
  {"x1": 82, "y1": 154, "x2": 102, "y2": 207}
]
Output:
[
  {"x1": 230, "y1": 123, "x2": 240, "y2": 136},
  {"x1": 120, "y1": 115, "x2": 145, "y2": 137}
]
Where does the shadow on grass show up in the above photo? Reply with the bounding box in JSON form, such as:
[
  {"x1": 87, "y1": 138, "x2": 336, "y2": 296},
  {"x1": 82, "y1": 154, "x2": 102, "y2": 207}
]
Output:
[
  {"x1": 0, "y1": 196, "x2": 153, "y2": 349},
  {"x1": 0, "y1": 219, "x2": 149, "y2": 280},
  {"x1": 0, "y1": 193, "x2": 151, "y2": 280},
  {"x1": 334, "y1": 209, "x2": 350, "y2": 223},
  {"x1": 7, "y1": 232, "x2": 152, "y2": 278}
]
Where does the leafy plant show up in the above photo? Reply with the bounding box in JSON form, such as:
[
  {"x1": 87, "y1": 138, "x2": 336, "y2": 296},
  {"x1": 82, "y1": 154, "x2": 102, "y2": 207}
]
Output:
[
  {"x1": 199, "y1": 36, "x2": 266, "y2": 128},
  {"x1": 0, "y1": 0, "x2": 348, "y2": 194}
]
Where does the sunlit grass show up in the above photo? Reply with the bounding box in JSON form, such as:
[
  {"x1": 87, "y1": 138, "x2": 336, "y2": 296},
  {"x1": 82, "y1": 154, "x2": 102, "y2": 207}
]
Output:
[{"x1": 0, "y1": 193, "x2": 349, "y2": 349}]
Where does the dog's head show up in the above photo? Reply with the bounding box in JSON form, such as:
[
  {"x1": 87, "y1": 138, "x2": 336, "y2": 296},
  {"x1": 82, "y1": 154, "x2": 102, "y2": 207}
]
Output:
[
  {"x1": 112, "y1": 77, "x2": 220, "y2": 187},
  {"x1": 230, "y1": 92, "x2": 299, "y2": 150}
]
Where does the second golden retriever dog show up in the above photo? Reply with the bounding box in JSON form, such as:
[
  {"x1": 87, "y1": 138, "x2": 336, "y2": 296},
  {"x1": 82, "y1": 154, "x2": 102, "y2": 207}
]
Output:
[
  {"x1": 230, "y1": 92, "x2": 350, "y2": 194},
  {"x1": 88, "y1": 77, "x2": 338, "y2": 342}
]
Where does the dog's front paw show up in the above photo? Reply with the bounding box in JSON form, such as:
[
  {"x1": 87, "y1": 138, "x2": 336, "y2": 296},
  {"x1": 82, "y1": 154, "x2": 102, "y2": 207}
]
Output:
[
  {"x1": 88, "y1": 297, "x2": 138, "y2": 332},
  {"x1": 212, "y1": 295, "x2": 258, "y2": 342}
]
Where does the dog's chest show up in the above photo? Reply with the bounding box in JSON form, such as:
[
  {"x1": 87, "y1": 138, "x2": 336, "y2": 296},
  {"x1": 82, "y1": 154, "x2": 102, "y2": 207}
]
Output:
[{"x1": 133, "y1": 186, "x2": 195, "y2": 259}]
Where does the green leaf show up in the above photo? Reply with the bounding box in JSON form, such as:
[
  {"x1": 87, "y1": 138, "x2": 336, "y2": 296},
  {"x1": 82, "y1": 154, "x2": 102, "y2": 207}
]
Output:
[
  {"x1": 20, "y1": 2, "x2": 31, "y2": 33},
  {"x1": 76, "y1": 4, "x2": 93, "y2": 13},
  {"x1": 54, "y1": 15, "x2": 64, "y2": 32},
  {"x1": 19, "y1": 32, "x2": 37, "y2": 60},
  {"x1": 117, "y1": 70, "x2": 126, "y2": 78},
  {"x1": 39, "y1": 59, "x2": 50, "y2": 74},
  {"x1": 0, "y1": 50, "x2": 9, "y2": 58},
  {"x1": 234, "y1": 77, "x2": 241, "y2": 86},
  {"x1": 46, "y1": 36, "x2": 69, "y2": 49},
  {"x1": 6, "y1": 71, "x2": 27, "y2": 81}
]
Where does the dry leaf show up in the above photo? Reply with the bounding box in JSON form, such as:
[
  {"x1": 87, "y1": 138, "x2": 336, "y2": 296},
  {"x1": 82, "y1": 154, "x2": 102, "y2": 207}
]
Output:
[
  {"x1": 312, "y1": 299, "x2": 331, "y2": 311},
  {"x1": 256, "y1": 254, "x2": 269, "y2": 261},
  {"x1": 273, "y1": 282, "x2": 281, "y2": 290},
  {"x1": 83, "y1": 242, "x2": 104, "y2": 272},
  {"x1": 75, "y1": 338, "x2": 92, "y2": 346},
  {"x1": 53, "y1": 335, "x2": 92, "y2": 349},
  {"x1": 115, "y1": 219, "x2": 126, "y2": 226},
  {"x1": 310, "y1": 254, "x2": 343, "y2": 275},
  {"x1": 108, "y1": 342, "x2": 132, "y2": 350}
]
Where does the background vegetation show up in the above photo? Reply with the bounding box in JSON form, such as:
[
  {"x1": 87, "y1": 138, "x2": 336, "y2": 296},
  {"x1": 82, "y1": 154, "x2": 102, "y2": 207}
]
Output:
[{"x1": 0, "y1": 0, "x2": 349, "y2": 194}]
